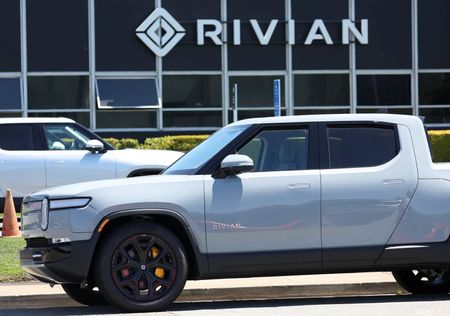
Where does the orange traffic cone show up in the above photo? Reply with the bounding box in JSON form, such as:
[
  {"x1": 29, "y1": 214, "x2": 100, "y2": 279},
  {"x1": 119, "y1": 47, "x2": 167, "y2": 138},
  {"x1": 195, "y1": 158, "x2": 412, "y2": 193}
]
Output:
[{"x1": 2, "y1": 189, "x2": 20, "y2": 237}]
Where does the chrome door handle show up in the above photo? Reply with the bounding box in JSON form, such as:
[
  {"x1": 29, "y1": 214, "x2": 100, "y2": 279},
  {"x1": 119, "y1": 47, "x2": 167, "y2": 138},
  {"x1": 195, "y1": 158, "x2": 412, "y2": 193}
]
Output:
[
  {"x1": 382, "y1": 179, "x2": 405, "y2": 185},
  {"x1": 287, "y1": 183, "x2": 310, "y2": 190}
]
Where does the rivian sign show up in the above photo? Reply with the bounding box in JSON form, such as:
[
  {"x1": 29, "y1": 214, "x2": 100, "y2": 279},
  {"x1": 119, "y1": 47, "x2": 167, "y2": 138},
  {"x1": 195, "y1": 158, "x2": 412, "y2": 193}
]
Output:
[{"x1": 137, "y1": 8, "x2": 369, "y2": 57}]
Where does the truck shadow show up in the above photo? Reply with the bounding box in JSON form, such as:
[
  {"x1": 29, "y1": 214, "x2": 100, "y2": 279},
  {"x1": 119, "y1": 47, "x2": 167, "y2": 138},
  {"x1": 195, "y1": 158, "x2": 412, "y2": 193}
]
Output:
[{"x1": 3, "y1": 294, "x2": 450, "y2": 315}]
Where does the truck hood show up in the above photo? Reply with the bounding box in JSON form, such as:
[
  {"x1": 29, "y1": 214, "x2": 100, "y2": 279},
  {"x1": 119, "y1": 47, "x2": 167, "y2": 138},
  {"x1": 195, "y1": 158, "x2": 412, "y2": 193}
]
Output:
[
  {"x1": 29, "y1": 174, "x2": 192, "y2": 200},
  {"x1": 113, "y1": 149, "x2": 184, "y2": 171}
]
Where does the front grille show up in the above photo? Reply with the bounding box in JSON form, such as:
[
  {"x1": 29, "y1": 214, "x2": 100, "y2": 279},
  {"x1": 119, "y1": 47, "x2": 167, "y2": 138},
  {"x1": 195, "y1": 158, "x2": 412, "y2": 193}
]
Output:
[{"x1": 26, "y1": 237, "x2": 51, "y2": 248}]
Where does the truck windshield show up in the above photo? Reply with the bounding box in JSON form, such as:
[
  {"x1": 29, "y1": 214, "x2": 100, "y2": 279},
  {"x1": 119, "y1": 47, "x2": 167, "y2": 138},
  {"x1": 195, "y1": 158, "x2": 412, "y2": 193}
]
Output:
[{"x1": 163, "y1": 125, "x2": 249, "y2": 175}]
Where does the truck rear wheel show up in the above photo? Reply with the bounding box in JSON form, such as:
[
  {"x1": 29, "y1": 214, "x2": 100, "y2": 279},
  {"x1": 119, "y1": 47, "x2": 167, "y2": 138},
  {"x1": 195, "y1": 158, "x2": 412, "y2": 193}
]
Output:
[
  {"x1": 95, "y1": 221, "x2": 188, "y2": 312},
  {"x1": 392, "y1": 269, "x2": 450, "y2": 294}
]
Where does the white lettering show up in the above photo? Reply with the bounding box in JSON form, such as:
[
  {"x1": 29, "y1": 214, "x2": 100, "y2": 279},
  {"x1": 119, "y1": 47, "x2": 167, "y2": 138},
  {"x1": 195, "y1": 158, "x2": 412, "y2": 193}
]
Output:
[
  {"x1": 233, "y1": 19, "x2": 241, "y2": 45},
  {"x1": 342, "y1": 19, "x2": 368, "y2": 44},
  {"x1": 250, "y1": 19, "x2": 278, "y2": 45},
  {"x1": 197, "y1": 19, "x2": 222, "y2": 45},
  {"x1": 304, "y1": 19, "x2": 333, "y2": 45},
  {"x1": 288, "y1": 20, "x2": 295, "y2": 45}
]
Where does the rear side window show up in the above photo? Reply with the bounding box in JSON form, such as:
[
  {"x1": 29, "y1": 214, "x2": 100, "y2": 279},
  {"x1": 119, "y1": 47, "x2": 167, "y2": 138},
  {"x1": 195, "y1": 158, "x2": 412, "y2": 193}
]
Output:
[
  {"x1": 0, "y1": 124, "x2": 35, "y2": 150},
  {"x1": 326, "y1": 124, "x2": 398, "y2": 169}
]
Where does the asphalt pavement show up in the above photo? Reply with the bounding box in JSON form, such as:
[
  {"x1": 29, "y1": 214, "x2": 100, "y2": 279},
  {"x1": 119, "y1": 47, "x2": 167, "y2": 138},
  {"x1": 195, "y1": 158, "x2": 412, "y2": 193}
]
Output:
[{"x1": 0, "y1": 272, "x2": 401, "y2": 310}]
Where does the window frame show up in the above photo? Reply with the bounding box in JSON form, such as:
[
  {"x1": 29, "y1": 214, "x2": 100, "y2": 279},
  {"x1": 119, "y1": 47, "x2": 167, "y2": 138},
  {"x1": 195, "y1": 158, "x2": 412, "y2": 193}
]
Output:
[
  {"x1": 318, "y1": 121, "x2": 400, "y2": 170},
  {"x1": 95, "y1": 77, "x2": 161, "y2": 110}
]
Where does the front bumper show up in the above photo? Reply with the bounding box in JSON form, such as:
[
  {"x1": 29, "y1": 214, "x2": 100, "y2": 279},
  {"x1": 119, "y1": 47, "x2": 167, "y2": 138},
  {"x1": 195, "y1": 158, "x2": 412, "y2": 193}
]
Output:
[{"x1": 20, "y1": 237, "x2": 98, "y2": 284}]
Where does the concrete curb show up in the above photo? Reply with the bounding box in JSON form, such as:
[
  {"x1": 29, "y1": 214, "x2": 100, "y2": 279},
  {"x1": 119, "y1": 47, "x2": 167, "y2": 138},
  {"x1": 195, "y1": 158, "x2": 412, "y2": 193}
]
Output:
[{"x1": 1, "y1": 282, "x2": 401, "y2": 309}]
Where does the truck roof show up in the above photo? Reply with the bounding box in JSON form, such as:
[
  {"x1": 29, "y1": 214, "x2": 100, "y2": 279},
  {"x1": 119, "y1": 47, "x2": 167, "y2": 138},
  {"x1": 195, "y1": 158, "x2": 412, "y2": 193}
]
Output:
[
  {"x1": 230, "y1": 114, "x2": 423, "y2": 127},
  {"x1": 0, "y1": 117, "x2": 75, "y2": 124}
]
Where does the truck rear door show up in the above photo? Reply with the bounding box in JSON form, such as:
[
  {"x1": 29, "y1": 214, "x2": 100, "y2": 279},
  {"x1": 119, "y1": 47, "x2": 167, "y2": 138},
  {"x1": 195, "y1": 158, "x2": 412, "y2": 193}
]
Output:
[{"x1": 320, "y1": 122, "x2": 418, "y2": 268}]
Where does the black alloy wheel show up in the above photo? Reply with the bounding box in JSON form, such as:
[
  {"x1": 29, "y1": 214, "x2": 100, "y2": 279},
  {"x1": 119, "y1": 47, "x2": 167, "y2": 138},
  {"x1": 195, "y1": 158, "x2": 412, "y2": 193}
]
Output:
[
  {"x1": 393, "y1": 268, "x2": 450, "y2": 294},
  {"x1": 95, "y1": 222, "x2": 188, "y2": 312}
]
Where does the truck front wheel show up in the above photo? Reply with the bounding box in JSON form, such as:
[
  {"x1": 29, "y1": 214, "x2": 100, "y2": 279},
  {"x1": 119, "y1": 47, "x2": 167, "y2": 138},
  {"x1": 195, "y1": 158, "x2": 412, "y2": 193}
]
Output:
[
  {"x1": 95, "y1": 221, "x2": 188, "y2": 312},
  {"x1": 393, "y1": 269, "x2": 450, "y2": 294}
]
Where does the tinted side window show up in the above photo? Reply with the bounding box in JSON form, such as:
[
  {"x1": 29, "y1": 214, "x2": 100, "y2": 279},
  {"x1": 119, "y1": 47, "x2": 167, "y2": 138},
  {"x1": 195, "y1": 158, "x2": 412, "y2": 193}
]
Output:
[
  {"x1": 0, "y1": 125, "x2": 34, "y2": 150},
  {"x1": 238, "y1": 128, "x2": 309, "y2": 172},
  {"x1": 326, "y1": 124, "x2": 397, "y2": 169}
]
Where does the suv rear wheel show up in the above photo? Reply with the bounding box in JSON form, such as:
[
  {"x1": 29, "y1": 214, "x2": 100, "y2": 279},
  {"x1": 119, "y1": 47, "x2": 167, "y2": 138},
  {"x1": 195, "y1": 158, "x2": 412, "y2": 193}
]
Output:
[
  {"x1": 393, "y1": 268, "x2": 450, "y2": 294},
  {"x1": 95, "y1": 221, "x2": 188, "y2": 312}
]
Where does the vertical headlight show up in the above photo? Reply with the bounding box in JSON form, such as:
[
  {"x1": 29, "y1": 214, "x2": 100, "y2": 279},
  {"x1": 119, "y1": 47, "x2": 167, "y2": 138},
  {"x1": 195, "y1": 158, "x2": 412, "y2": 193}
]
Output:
[{"x1": 40, "y1": 198, "x2": 49, "y2": 230}]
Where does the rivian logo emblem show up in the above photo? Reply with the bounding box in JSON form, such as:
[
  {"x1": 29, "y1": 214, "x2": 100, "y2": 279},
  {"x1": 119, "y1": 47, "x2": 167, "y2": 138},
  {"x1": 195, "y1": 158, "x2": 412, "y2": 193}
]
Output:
[{"x1": 136, "y1": 8, "x2": 185, "y2": 57}]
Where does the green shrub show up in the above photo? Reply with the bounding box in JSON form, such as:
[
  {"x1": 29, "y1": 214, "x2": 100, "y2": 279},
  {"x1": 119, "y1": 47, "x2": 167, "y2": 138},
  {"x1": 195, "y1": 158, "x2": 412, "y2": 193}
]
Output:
[
  {"x1": 103, "y1": 137, "x2": 120, "y2": 149},
  {"x1": 142, "y1": 135, "x2": 209, "y2": 152},
  {"x1": 102, "y1": 135, "x2": 209, "y2": 152},
  {"x1": 119, "y1": 138, "x2": 140, "y2": 149},
  {"x1": 428, "y1": 131, "x2": 450, "y2": 162}
]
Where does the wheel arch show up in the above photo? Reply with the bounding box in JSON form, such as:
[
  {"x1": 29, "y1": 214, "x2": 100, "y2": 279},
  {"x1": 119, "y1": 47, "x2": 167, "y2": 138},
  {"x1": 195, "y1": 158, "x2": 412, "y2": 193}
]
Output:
[{"x1": 88, "y1": 209, "x2": 208, "y2": 283}]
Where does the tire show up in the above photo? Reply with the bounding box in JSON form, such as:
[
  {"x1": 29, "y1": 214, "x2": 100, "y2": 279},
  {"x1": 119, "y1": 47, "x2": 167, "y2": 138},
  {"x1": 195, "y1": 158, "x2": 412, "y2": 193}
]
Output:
[
  {"x1": 61, "y1": 284, "x2": 107, "y2": 306},
  {"x1": 392, "y1": 269, "x2": 450, "y2": 294},
  {"x1": 95, "y1": 221, "x2": 188, "y2": 312}
]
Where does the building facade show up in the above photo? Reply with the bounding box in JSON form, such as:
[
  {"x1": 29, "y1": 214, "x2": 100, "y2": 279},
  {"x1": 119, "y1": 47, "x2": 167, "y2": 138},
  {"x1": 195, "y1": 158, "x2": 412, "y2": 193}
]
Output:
[{"x1": 0, "y1": 0, "x2": 449, "y2": 137}]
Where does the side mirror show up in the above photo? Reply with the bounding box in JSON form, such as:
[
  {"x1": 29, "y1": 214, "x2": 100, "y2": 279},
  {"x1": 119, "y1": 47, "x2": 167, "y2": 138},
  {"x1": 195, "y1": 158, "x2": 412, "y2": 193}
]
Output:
[
  {"x1": 85, "y1": 139, "x2": 106, "y2": 153},
  {"x1": 215, "y1": 154, "x2": 254, "y2": 178}
]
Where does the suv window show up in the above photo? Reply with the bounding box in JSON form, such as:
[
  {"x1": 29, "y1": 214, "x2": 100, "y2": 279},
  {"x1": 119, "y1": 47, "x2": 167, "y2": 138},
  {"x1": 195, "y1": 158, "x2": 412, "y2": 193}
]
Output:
[
  {"x1": 326, "y1": 124, "x2": 398, "y2": 169},
  {"x1": 43, "y1": 124, "x2": 91, "y2": 150},
  {"x1": 0, "y1": 124, "x2": 35, "y2": 150},
  {"x1": 238, "y1": 128, "x2": 309, "y2": 172}
]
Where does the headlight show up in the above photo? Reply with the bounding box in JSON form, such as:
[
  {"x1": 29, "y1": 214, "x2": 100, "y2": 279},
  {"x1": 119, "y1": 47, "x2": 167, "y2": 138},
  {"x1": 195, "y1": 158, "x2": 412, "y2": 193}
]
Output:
[
  {"x1": 49, "y1": 198, "x2": 91, "y2": 210},
  {"x1": 41, "y1": 198, "x2": 49, "y2": 230}
]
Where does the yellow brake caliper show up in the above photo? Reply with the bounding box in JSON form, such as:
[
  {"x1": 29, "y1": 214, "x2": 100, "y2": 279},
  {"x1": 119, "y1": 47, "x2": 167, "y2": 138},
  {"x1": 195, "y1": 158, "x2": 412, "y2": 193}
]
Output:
[{"x1": 152, "y1": 247, "x2": 165, "y2": 279}]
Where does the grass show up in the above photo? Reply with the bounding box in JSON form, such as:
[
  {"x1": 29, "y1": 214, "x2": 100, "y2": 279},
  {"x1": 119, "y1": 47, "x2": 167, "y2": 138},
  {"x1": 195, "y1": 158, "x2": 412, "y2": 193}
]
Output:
[{"x1": 0, "y1": 237, "x2": 33, "y2": 282}]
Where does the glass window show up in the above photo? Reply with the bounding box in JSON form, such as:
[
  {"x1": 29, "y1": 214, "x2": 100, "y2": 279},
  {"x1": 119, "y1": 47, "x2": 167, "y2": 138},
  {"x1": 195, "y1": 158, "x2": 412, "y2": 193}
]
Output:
[
  {"x1": 418, "y1": 0, "x2": 450, "y2": 69},
  {"x1": 42, "y1": 124, "x2": 90, "y2": 150},
  {"x1": 164, "y1": 125, "x2": 249, "y2": 175},
  {"x1": 95, "y1": 0, "x2": 155, "y2": 71},
  {"x1": 292, "y1": 0, "x2": 349, "y2": 70},
  {"x1": 294, "y1": 74, "x2": 349, "y2": 106},
  {"x1": 163, "y1": 75, "x2": 221, "y2": 108},
  {"x1": 28, "y1": 76, "x2": 89, "y2": 110},
  {"x1": 28, "y1": 112, "x2": 90, "y2": 128},
  {"x1": 96, "y1": 79, "x2": 159, "y2": 109},
  {"x1": 228, "y1": 0, "x2": 285, "y2": 70},
  {"x1": 0, "y1": 124, "x2": 34, "y2": 150},
  {"x1": 0, "y1": 78, "x2": 21, "y2": 110},
  {"x1": 356, "y1": 108, "x2": 413, "y2": 115},
  {"x1": 420, "y1": 108, "x2": 450, "y2": 124},
  {"x1": 27, "y1": 0, "x2": 88, "y2": 71},
  {"x1": 0, "y1": 0, "x2": 20, "y2": 71},
  {"x1": 161, "y1": 0, "x2": 221, "y2": 71},
  {"x1": 326, "y1": 124, "x2": 398, "y2": 169},
  {"x1": 238, "y1": 129, "x2": 309, "y2": 172},
  {"x1": 163, "y1": 111, "x2": 222, "y2": 128},
  {"x1": 294, "y1": 109, "x2": 349, "y2": 115},
  {"x1": 96, "y1": 111, "x2": 157, "y2": 128},
  {"x1": 229, "y1": 76, "x2": 285, "y2": 108},
  {"x1": 356, "y1": 0, "x2": 411, "y2": 69},
  {"x1": 232, "y1": 109, "x2": 287, "y2": 121},
  {"x1": 357, "y1": 75, "x2": 411, "y2": 106},
  {"x1": 419, "y1": 73, "x2": 450, "y2": 105}
]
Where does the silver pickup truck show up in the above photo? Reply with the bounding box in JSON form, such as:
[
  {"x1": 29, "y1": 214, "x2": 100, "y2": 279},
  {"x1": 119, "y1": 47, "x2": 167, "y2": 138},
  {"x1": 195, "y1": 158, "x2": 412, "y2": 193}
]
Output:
[{"x1": 20, "y1": 114, "x2": 450, "y2": 312}]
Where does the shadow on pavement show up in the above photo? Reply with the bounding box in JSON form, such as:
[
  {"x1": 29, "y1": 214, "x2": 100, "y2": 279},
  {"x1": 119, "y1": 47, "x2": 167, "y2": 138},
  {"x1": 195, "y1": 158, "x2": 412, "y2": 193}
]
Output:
[{"x1": 3, "y1": 294, "x2": 450, "y2": 315}]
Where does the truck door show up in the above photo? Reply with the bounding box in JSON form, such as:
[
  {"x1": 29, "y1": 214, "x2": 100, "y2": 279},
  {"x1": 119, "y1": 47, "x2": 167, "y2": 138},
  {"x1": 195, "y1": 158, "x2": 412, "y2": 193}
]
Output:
[
  {"x1": 320, "y1": 123, "x2": 418, "y2": 268},
  {"x1": 204, "y1": 124, "x2": 322, "y2": 275}
]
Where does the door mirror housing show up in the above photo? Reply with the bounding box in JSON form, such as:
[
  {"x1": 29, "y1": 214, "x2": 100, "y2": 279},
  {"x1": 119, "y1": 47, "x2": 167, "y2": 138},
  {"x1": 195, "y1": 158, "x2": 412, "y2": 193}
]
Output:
[
  {"x1": 215, "y1": 154, "x2": 254, "y2": 178},
  {"x1": 85, "y1": 139, "x2": 106, "y2": 153}
]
